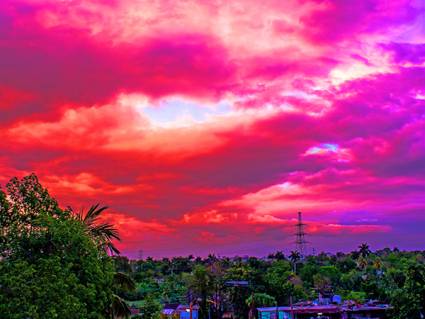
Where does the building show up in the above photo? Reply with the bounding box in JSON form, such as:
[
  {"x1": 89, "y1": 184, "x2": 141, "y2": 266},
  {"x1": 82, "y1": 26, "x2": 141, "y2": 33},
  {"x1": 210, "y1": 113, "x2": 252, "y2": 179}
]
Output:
[
  {"x1": 343, "y1": 304, "x2": 391, "y2": 319},
  {"x1": 161, "y1": 304, "x2": 199, "y2": 319},
  {"x1": 257, "y1": 302, "x2": 391, "y2": 319},
  {"x1": 257, "y1": 305, "x2": 341, "y2": 319}
]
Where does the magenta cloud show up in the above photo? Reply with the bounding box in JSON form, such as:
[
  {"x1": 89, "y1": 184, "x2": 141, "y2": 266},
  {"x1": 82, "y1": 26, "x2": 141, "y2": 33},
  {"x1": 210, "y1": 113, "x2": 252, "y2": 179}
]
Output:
[{"x1": 0, "y1": 0, "x2": 424, "y2": 257}]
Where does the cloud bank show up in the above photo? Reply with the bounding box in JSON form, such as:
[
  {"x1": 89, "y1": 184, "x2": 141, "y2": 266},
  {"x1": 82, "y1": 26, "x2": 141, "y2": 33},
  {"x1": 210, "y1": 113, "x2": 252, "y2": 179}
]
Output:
[{"x1": 1, "y1": 0, "x2": 424, "y2": 257}]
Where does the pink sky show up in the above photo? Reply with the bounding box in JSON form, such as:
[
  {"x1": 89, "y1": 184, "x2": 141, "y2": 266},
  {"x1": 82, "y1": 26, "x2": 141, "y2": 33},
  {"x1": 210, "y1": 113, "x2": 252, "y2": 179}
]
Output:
[{"x1": 1, "y1": 0, "x2": 425, "y2": 257}]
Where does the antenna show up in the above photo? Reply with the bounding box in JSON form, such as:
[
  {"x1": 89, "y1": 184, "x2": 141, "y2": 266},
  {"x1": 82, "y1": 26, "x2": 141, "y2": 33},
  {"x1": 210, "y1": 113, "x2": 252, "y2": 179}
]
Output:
[{"x1": 295, "y1": 211, "x2": 308, "y2": 257}]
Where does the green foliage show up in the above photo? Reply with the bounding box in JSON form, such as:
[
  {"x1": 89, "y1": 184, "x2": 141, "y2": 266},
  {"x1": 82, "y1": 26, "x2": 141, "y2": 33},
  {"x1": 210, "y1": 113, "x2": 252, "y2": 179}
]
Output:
[
  {"x1": 0, "y1": 174, "x2": 69, "y2": 258},
  {"x1": 264, "y1": 260, "x2": 295, "y2": 304},
  {"x1": 185, "y1": 264, "x2": 215, "y2": 319},
  {"x1": 0, "y1": 258, "x2": 84, "y2": 319},
  {"x1": 342, "y1": 291, "x2": 366, "y2": 303},
  {"x1": 75, "y1": 204, "x2": 121, "y2": 255},
  {"x1": 137, "y1": 297, "x2": 162, "y2": 319},
  {"x1": 313, "y1": 265, "x2": 341, "y2": 296},
  {"x1": 358, "y1": 243, "x2": 371, "y2": 258},
  {"x1": 121, "y1": 247, "x2": 425, "y2": 319},
  {"x1": 111, "y1": 294, "x2": 132, "y2": 319},
  {"x1": 161, "y1": 274, "x2": 188, "y2": 304},
  {"x1": 0, "y1": 174, "x2": 125, "y2": 319},
  {"x1": 390, "y1": 263, "x2": 425, "y2": 319},
  {"x1": 246, "y1": 293, "x2": 276, "y2": 307},
  {"x1": 0, "y1": 218, "x2": 114, "y2": 319}
]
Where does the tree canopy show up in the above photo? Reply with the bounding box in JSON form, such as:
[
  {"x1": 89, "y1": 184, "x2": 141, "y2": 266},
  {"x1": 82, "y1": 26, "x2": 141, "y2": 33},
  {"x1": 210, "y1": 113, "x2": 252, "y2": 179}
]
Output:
[
  {"x1": 0, "y1": 174, "x2": 129, "y2": 319},
  {"x1": 114, "y1": 246, "x2": 425, "y2": 319}
]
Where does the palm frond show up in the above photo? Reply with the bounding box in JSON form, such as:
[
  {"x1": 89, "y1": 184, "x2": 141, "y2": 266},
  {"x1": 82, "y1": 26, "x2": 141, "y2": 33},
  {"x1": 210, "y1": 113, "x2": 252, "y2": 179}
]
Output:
[
  {"x1": 73, "y1": 204, "x2": 121, "y2": 255},
  {"x1": 83, "y1": 204, "x2": 109, "y2": 225},
  {"x1": 100, "y1": 241, "x2": 121, "y2": 256},
  {"x1": 114, "y1": 272, "x2": 136, "y2": 291},
  {"x1": 90, "y1": 222, "x2": 120, "y2": 241},
  {"x1": 111, "y1": 294, "x2": 131, "y2": 319}
]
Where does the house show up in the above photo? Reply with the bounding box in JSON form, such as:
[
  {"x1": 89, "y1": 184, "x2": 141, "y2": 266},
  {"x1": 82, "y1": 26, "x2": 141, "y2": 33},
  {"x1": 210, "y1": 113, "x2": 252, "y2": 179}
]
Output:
[
  {"x1": 161, "y1": 304, "x2": 199, "y2": 319},
  {"x1": 343, "y1": 303, "x2": 391, "y2": 319},
  {"x1": 257, "y1": 305, "x2": 341, "y2": 319},
  {"x1": 257, "y1": 303, "x2": 390, "y2": 319}
]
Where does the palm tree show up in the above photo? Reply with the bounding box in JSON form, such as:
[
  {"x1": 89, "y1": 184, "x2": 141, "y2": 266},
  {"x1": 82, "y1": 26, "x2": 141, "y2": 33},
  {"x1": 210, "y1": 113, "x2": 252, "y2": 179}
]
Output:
[
  {"x1": 373, "y1": 257, "x2": 383, "y2": 270},
  {"x1": 75, "y1": 204, "x2": 121, "y2": 255},
  {"x1": 289, "y1": 251, "x2": 301, "y2": 273},
  {"x1": 110, "y1": 272, "x2": 137, "y2": 319},
  {"x1": 373, "y1": 257, "x2": 384, "y2": 277},
  {"x1": 246, "y1": 293, "x2": 276, "y2": 319},
  {"x1": 357, "y1": 256, "x2": 368, "y2": 271},
  {"x1": 73, "y1": 204, "x2": 134, "y2": 318},
  {"x1": 358, "y1": 243, "x2": 371, "y2": 258},
  {"x1": 114, "y1": 272, "x2": 136, "y2": 291}
]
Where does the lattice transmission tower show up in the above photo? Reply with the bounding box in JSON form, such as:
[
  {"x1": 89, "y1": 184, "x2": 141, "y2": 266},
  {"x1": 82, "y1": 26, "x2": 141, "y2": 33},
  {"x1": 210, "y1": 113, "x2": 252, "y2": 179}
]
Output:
[{"x1": 295, "y1": 211, "x2": 308, "y2": 257}]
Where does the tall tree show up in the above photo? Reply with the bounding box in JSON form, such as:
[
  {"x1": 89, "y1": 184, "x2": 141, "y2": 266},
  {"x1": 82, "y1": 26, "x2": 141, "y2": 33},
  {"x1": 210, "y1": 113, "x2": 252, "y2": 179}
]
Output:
[
  {"x1": 289, "y1": 251, "x2": 301, "y2": 273},
  {"x1": 391, "y1": 263, "x2": 425, "y2": 318},
  {"x1": 0, "y1": 216, "x2": 115, "y2": 319},
  {"x1": 264, "y1": 260, "x2": 294, "y2": 304},
  {"x1": 358, "y1": 243, "x2": 371, "y2": 258},
  {"x1": 0, "y1": 174, "x2": 68, "y2": 258},
  {"x1": 186, "y1": 265, "x2": 214, "y2": 319},
  {"x1": 246, "y1": 293, "x2": 276, "y2": 319},
  {"x1": 0, "y1": 174, "x2": 132, "y2": 319}
]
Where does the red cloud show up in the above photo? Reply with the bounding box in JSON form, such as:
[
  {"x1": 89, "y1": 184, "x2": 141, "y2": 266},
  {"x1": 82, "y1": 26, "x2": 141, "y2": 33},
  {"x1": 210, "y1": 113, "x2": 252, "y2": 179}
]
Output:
[{"x1": 0, "y1": 0, "x2": 424, "y2": 256}]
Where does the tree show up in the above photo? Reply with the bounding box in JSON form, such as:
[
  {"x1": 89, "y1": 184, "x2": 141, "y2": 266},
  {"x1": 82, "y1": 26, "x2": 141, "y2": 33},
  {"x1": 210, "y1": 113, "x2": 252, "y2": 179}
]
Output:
[
  {"x1": 318, "y1": 266, "x2": 341, "y2": 287},
  {"x1": 245, "y1": 292, "x2": 276, "y2": 307},
  {"x1": 246, "y1": 293, "x2": 276, "y2": 319},
  {"x1": 0, "y1": 217, "x2": 115, "y2": 319},
  {"x1": 356, "y1": 256, "x2": 368, "y2": 270},
  {"x1": 224, "y1": 262, "x2": 254, "y2": 319},
  {"x1": 358, "y1": 243, "x2": 371, "y2": 258},
  {"x1": 186, "y1": 265, "x2": 214, "y2": 319},
  {"x1": 0, "y1": 174, "x2": 68, "y2": 258},
  {"x1": 391, "y1": 263, "x2": 425, "y2": 319},
  {"x1": 138, "y1": 296, "x2": 162, "y2": 319},
  {"x1": 264, "y1": 260, "x2": 291, "y2": 302},
  {"x1": 373, "y1": 257, "x2": 383, "y2": 272},
  {"x1": 268, "y1": 251, "x2": 285, "y2": 260},
  {"x1": 314, "y1": 273, "x2": 333, "y2": 297},
  {"x1": 161, "y1": 273, "x2": 187, "y2": 304},
  {"x1": 0, "y1": 174, "x2": 129, "y2": 319},
  {"x1": 77, "y1": 205, "x2": 135, "y2": 318},
  {"x1": 312, "y1": 266, "x2": 342, "y2": 299},
  {"x1": 289, "y1": 251, "x2": 301, "y2": 273},
  {"x1": 343, "y1": 291, "x2": 366, "y2": 303},
  {"x1": 113, "y1": 271, "x2": 137, "y2": 317},
  {"x1": 74, "y1": 204, "x2": 135, "y2": 318}
]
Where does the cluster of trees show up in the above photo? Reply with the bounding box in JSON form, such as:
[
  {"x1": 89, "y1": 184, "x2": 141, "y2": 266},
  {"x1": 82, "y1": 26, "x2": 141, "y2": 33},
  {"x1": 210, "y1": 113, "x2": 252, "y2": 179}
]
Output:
[
  {"x1": 0, "y1": 174, "x2": 135, "y2": 319},
  {"x1": 116, "y1": 246, "x2": 425, "y2": 319}
]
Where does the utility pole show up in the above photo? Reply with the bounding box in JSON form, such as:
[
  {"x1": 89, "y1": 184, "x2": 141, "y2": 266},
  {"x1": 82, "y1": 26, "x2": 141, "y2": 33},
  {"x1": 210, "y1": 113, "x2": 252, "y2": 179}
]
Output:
[{"x1": 295, "y1": 211, "x2": 308, "y2": 258}]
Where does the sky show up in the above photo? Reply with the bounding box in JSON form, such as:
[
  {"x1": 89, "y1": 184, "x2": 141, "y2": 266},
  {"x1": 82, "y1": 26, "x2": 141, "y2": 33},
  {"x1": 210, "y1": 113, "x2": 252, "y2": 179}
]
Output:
[{"x1": 1, "y1": 0, "x2": 425, "y2": 258}]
